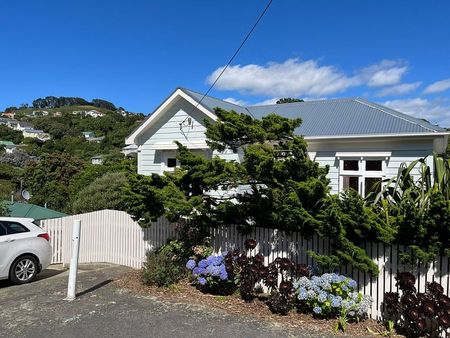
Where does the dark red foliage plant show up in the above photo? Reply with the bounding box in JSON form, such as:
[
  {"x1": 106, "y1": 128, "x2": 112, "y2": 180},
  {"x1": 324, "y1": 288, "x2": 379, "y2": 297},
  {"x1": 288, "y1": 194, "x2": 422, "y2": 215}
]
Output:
[
  {"x1": 235, "y1": 239, "x2": 311, "y2": 316},
  {"x1": 383, "y1": 273, "x2": 450, "y2": 337}
]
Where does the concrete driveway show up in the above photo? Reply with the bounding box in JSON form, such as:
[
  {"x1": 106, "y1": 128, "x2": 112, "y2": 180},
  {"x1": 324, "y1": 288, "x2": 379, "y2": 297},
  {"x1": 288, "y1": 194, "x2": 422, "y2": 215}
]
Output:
[{"x1": 0, "y1": 264, "x2": 330, "y2": 338}]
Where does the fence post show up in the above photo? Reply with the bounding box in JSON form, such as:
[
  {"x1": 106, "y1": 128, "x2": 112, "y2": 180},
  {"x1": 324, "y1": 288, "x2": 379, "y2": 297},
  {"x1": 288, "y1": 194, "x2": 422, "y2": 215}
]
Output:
[{"x1": 65, "y1": 219, "x2": 81, "y2": 301}]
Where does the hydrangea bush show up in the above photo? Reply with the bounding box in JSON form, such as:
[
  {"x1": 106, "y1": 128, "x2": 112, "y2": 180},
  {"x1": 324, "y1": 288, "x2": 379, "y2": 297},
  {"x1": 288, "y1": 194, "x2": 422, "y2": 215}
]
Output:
[
  {"x1": 294, "y1": 273, "x2": 371, "y2": 319},
  {"x1": 186, "y1": 252, "x2": 236, "y2": 295}
]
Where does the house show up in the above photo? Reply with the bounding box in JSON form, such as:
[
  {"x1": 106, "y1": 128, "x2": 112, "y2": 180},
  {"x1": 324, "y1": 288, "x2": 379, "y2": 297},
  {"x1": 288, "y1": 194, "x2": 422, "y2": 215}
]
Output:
[
  {"x1": 125, "y1": 88, "x2": 449, "y2": 197},
  {"x1": 16, "y1": 121, "x2": 34, "y2": 131},
  {"x1": 2, "y1": 111, "x2": 15, "y2": 119},
  {"x1": 82, "y1": 132, "x2": 104, "y2": 143},
  {"x1": 82, "y1": 131, "x2": 95, "y2": 140},
  {"x1": 86, "y1": 110, "x2": 105, "y2": 118},
  {"x1": 122, "y1": 144, "x2": 138, "y2": 157},
  {"x1": 27, "y1": 110, "x2": 49, "y2": 117},
  {"x1": 0, "y1": 118, "x2": 18, "y2": 129},
  {"x1": 91, "y1": 155, "x2": 104, "y2": 165},
  {"x1": 22, "y1": 129, "x2": 51, "y2": 141},
  {"x1": 0, "y1": 141, "x2": 17, "y2": 154}
]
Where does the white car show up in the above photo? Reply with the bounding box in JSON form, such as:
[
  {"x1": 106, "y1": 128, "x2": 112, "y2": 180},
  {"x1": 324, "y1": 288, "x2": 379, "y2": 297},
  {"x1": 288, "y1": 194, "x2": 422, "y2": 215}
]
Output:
[{"x1": 0, "y1": 217, "x2": 52, "y2": 284}]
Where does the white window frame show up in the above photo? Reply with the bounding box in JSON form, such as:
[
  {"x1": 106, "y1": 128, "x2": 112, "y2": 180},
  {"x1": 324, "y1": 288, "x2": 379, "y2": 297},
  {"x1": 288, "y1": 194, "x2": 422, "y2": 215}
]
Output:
[{"x1": 338, "y1": 155, "x2": 388, "y2": 197}]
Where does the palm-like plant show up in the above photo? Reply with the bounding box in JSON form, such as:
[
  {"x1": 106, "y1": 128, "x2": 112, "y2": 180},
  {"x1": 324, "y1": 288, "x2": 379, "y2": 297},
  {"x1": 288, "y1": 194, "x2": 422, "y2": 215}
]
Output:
[{"x1": 374, "y1": 152, "x2": 450, "y2": 209}]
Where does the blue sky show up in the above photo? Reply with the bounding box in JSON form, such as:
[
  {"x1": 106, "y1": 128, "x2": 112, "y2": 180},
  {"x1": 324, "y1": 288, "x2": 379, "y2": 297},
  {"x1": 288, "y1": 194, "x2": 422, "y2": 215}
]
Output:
[{"x1": 1, "y1": 0, "x2": 450, "y2": 126}]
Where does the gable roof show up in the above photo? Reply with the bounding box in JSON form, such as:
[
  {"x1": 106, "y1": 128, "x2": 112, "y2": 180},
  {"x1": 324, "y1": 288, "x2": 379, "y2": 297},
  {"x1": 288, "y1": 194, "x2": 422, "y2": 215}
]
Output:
[
  {"x1": 127, "y1": 87, "x2": 448, "y2": 144},
  {"x1": 181, "y1": 88, "x2": 446, "y2": 137}
]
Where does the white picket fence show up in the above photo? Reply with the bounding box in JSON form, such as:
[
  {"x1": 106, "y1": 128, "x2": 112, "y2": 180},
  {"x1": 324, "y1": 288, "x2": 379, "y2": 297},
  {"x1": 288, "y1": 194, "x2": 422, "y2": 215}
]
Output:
[
  {"x1": 40, "y1": 209, "x2": 450, "y2": 321},
  {"x1": 41, "y1": 209, "x2": 177, "y2": 268}
]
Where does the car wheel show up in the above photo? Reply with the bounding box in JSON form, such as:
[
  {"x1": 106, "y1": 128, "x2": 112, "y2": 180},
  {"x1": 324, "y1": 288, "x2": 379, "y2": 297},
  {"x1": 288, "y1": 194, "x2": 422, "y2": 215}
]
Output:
[{"x1": 9, "y1": 255, "x2": 39, "y2": 284}]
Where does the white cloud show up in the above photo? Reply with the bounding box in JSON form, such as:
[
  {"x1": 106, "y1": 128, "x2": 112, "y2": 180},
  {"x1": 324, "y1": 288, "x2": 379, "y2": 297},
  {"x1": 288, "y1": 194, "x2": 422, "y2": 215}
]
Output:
[
  {"x1": 252, "y1": 98, "x2": 279, "y2": 106},
  {"x1": 423, "y1": 78, "x2": 450, "y2": 94},
  {"x1": 223, "y1": 97, "x2": 249, "y2": 106},
  {"x1": 207, "y1": 58, "x2": 359, "y2": 97},
  {"x1": 376, "y1": 82, "x2": 421, "y2": 97},
  {"x1": 383, "y1": 97, "x2": 450, "y2": 127},
  {"x1": 207, "y1": 58, "x2": 410, "y2": 98},
  {"x1": 359, "y1": 60, "x2": 408, "y2": 87}
]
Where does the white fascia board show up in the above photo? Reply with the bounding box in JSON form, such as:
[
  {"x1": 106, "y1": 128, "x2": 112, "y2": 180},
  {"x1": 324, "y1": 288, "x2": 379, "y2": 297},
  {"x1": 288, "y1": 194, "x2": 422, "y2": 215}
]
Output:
[
  {"x1": 335, "y1": 151, "x2": 391, "y2": 159},
  {"x1": 304, "y1": 131, "x2": 450, "y2": 141},
  {"x1": 125, "y1": 89, "x2": 217, "y2": 145}
]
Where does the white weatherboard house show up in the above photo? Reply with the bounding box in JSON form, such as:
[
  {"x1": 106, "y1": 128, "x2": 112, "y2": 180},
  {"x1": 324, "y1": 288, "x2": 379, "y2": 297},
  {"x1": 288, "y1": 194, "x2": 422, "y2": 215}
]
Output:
[{"x1": 126, "y1": 88, "x2": 449, "y2": 197}]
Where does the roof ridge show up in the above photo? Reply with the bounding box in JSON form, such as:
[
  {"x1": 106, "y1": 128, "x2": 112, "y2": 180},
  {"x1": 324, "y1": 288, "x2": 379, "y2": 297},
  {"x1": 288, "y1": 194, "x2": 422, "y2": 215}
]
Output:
[
  {"x1": 179, "y1": 87, "x2": 248, "y2": 110},
  {"x1": 354, "y1": 98, "x2": 438, "y2": 133}
]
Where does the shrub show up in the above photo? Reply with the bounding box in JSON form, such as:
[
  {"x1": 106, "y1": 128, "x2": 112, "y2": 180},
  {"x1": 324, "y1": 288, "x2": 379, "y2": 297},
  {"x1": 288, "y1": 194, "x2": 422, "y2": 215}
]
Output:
[
  {"x1": 293, "y1": 273, "x2": 371, "y2": 320},
  {"x1": 383, "y1": 272, "x2": 450, "y2": 337},
  {"x1": 142, "y1": 241, "x2": 188, "y2": 287},
  {"x1": 186, "y1": 252, "x2": 237, "y2": 295}
]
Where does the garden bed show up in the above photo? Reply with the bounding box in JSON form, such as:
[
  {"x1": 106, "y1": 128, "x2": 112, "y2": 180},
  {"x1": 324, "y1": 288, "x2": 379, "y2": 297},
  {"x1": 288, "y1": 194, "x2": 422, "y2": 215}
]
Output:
[{"x1": 115, "y1": 270, "x2": 399, "y2": 337}]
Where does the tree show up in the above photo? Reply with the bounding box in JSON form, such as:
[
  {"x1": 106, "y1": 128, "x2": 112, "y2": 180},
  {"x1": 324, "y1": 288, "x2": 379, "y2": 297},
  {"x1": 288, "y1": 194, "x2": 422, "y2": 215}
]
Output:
[
  {"x1": 276, "y1": 98, "x2": 304, "y2": 104},
  {"x1": 23, "y1": 153, "x2": 85, "y2": 212},
  {"x1": 71, "y1": 172, "x2": 128, "y2": 214},
  {"x1": 126, "y1": 110, "x2": 330, "y2": 254},
  {"x1": 0, "y1": 125, "x2": 24, "y2": 144}
]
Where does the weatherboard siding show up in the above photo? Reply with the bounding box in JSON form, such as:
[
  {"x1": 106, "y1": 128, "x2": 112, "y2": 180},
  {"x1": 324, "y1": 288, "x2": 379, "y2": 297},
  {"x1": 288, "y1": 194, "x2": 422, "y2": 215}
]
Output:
[{"x1": 138, "y1": 98, "x2": 211, "y2": 175}]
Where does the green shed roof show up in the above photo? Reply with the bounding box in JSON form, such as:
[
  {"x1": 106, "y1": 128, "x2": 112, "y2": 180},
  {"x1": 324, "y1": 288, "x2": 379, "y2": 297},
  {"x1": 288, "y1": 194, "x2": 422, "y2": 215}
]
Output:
[{"x1": 6, "y1": 202, "x2": 67, "y2": 220}]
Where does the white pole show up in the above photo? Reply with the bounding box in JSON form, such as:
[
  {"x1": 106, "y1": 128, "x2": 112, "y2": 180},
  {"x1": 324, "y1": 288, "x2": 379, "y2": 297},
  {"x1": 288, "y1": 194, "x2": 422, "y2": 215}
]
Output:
[{"x1": 66, "y1": 219, "x2": 81, "y2": 301}]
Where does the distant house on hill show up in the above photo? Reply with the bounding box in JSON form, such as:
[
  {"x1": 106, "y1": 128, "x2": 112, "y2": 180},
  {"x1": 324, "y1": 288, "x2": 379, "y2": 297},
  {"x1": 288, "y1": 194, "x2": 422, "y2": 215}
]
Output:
[
  {"x1": 91, "y1": 155, "x2": 104, "y2": 165},
  {"x1": 0, "y1": 141, "x2": 17, "y2": 154},
  {"x1": 82, "y1": 131, "x2": 95, "y2": 140},
  {"x1": 122, "y1": 144, "x2": 138, "y2": 157},
  {"x1": 22, "y1": 129, "x2": 51, "y2": 141},
  {"x1": 82, "y1": 131, "x2": 104, "y2": 143},
  {"x1": 86, "y1": 110, "x2": 105, "y2": 118},
  {"x1": 2, "y1": 112, "x2": 15, "y2": 119},
  {"x1": 0, "y1": 118, "x2": 18, "y2": 129},
  {"x1": 16, "y1": 121, "x2": 34, "y2": 131}
]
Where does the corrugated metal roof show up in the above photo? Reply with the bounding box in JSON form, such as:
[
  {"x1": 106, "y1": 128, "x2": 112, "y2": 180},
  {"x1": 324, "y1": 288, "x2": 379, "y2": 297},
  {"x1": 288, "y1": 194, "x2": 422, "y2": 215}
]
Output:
[{"x1": 180, "y1": 88, "x2": 446, "y2": 136}]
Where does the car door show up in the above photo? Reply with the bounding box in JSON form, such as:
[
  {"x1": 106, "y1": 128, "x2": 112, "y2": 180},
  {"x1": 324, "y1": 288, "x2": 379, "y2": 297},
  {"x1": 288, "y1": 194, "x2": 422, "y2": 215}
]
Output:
[
  {"x1": 0, "y1": 221, "x2": 32, "y2": 279},
  {"x1": 0, "y1": 223, "x2": 13, "y2": 278}
]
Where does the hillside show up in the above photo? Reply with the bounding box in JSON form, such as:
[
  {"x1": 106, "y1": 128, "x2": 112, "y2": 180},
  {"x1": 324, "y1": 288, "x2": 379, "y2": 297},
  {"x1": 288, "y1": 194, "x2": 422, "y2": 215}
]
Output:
[{"x1": 0, "y1": 96, "x2": 144, "y2": 213}]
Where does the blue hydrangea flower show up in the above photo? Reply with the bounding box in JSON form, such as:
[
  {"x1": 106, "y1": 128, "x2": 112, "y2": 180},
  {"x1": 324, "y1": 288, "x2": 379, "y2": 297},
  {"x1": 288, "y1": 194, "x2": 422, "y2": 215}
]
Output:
[
  {"x1": 307, "y1": 290, "x2": 316, "y2": 300},
  {"x1": 206, "y1": 255, "x2": 217, "y2": 266},
  {"x1": 331, "y1": 295, "x2": 342, "y2": 308},
  {"x1": 198, "y1": 277, "x2": 207, "y2": 286},
  {"x1": 192, "y1": 267, "x2": 202, "y2": 276},
  {"x1": 186, "y1": 259, "x2": 196, "y2": 270},
  {"x1": 215, "y1": 255, "x2": 224, "y2": 265},
  {"x1": 297, "y1": 287, "x2": 307, "y2": 300},
  {"x1": 318, "y1": 291, "x2": 328, "y2": 303},
  {"x1": 219, "y1": 271, "x2": 228, "y2": 280},
  {"x1": 210, "y1": 266, "x2": 221, "y2": 277},
  {"x1": 348, "y1": 279, "x2": 357, "y2": 289},
  {"x1": 198, "y1": 259, "x2": 208, "y2": 268},
  {"x1": 313, "y1": 306, "x2": 322, "y2": 314}
]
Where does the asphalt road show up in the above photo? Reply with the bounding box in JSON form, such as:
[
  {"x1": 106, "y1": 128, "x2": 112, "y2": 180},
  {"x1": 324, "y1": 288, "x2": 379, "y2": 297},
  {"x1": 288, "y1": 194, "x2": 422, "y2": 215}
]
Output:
[{"x1": 0, "y1": 264, "x2": 333, "y2": 338}]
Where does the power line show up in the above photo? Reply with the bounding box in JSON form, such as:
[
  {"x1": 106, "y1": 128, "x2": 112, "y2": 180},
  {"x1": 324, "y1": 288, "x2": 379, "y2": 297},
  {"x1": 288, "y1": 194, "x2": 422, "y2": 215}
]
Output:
[{"x1": 190, "y1": 0, "x2": 273, "y2": 114}]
